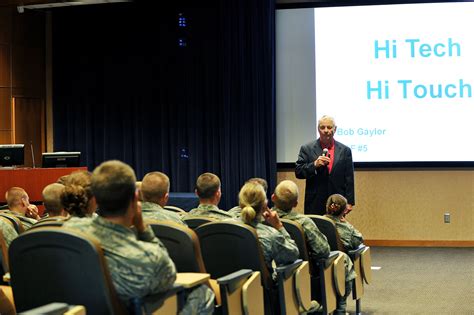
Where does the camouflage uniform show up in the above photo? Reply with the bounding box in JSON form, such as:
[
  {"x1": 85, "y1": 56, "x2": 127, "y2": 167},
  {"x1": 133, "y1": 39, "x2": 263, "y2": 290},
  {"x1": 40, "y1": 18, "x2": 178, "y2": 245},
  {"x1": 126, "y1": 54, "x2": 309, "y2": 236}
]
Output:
[
  {"x1": 0, "y1": 219, "x2": 18, "y2": 247},
  {"x1": 227, "y1": 206, "x2": 242, "y2": 218},
  {"x1": 141, "y1": 202, "x2": 187, "y2": 226},
  {"x1": 325, "y1": 214, "x2": 364, "y2": 250},
  {"x1": 3, "y1": 210, "x2": 37, "y2": 230},
  {"x1": 244, "y1": 218, "x2": 299, "y2": 274},
  {"x1": 273, "y1": 208, "x2": 355, "y2": 285},
  {"x1": 186, "y1": 204, "x2": 234, "y2": 220},
  {"x1": 64, "y1": 216, "x2": 214, "y2": 314},
  {"x1": 273, "y1": 207, "x2": 330, "y2": 259}
]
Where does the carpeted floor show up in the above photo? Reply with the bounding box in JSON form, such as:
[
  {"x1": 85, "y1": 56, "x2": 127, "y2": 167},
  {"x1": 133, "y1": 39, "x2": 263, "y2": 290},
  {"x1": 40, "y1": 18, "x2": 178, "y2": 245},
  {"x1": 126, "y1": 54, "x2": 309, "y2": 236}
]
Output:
[{"x1": 345, "y1": 247, "x2": 474, "y2": 314}]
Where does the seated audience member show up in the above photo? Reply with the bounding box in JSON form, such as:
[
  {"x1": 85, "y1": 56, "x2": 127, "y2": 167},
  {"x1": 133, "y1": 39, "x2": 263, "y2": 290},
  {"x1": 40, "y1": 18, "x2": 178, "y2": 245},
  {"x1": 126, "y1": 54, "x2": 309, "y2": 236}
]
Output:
[
  {"x1": 273, "y1": 181, "x2": 356, "y2": 315},
  {"x1": 325, "y1": 194, "x2": 364, "y2": 250},
  {"x1": 3, "y1": 187, "x2": 40, "y2": 229},
  {"x1": 0, "y1": 219, "x2": 18, "y2": 247},
  {"x1": 228, "y1": 177, "x2": 268, "y2": 218},
  {"x1": 61, "y1": 170, "x2": 97, "y2": 218},
  {"x1": 186, "y1": 173, "x2": 233, "y2": 220},
  {"x1": 40, "y1": 183, "x2": 69, "y2": 219},
  {"x1": 239, "y1": 182, "x2": 299, "y2": 275},
  {"x1": 140, "y1": 172, "x2": 186, "y2": 225},
  {"x1": 272, "y1": 180, "x2": 330, "y2": 260},
  {"x1": 63, "y1": 160, "x2": 214, "y2": 313}
]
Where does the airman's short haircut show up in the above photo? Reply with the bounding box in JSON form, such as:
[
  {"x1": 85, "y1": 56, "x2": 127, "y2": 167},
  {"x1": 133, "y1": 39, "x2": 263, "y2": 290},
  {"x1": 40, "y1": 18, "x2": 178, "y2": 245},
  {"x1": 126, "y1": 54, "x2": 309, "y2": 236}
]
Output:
[{"x1": 195, "y1": 173, "x2": 220, "y2": 199}]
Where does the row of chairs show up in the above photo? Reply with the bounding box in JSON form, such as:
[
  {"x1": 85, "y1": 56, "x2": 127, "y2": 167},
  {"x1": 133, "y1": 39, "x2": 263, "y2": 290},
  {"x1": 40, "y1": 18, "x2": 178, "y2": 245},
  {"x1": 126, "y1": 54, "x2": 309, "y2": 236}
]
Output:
[
  {"x1": 304, "y1": 215, "x2": 372, "y2": 314},
  {"x1": 0, "y1": 208, "x2": 371, "y2": 314},
  {"x1": 178, "y1": 213, "x2": 372, "y2": 314},
  {"x1": 0, "y1": 212, "x2": 263, "y2": 314},
  {"x1": 152, "y1": 217, "x2": 355, "y2": 315}
]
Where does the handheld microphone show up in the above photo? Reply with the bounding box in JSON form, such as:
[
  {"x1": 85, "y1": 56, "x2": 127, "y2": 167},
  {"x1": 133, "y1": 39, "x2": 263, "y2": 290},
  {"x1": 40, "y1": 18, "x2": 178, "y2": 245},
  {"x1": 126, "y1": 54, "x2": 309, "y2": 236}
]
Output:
[
  {"x1": 30, "y1": 141, "x2": 36, "y2": 168},
  {"x1": 322, "y1": 148, "x2": 329, "y2": 157}
]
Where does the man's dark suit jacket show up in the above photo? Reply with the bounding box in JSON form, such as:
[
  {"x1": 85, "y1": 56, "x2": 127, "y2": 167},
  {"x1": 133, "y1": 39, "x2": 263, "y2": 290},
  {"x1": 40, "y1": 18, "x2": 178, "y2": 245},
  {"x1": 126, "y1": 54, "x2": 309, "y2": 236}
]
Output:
[{"x1": 295, "y1": 139, "x2": 355, "y2": 215}]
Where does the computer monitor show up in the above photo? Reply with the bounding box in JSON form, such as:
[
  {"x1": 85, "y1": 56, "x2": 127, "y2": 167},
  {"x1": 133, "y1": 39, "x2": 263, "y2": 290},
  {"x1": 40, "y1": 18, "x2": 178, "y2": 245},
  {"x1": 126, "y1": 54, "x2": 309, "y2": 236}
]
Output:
[
  {"x1": 0, "y1": 144, "x2": 25, "y2": 167},
  {"x1": 41, "y1": 152, "x2": 81, "y2": 168}
]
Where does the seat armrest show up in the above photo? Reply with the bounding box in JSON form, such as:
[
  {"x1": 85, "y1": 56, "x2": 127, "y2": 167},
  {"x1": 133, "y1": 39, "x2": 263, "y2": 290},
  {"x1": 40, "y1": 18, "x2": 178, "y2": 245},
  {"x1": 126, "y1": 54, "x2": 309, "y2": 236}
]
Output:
[
  {"x1": 314, "y1": 251, "x2": 339, "y2": 269},
  {"x1": 20, "y1": 302, "x2": 71, "y2": 314},
  {"x1": 348, "y1": 244, "x2": 366, "y2": 260},
  {"x1": 64, "y1": 305, "x2": 86, "y2": 315},
  {"x1": 175, "y1": 272, "x2": 211, "y2": 288},
  {"x1": 217, "y1": 269, "x2": 253, "y2": 294},
  {"x1": 275, "y1": 259, "x2": 303, "y2": 281}
]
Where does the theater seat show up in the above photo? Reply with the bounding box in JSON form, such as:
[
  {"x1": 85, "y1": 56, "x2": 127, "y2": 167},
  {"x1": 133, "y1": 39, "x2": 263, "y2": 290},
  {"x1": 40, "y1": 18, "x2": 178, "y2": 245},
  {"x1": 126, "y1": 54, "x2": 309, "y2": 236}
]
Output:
[
  {"x1": 8, "y1": 227, "x2": 183, "y2": 314},
  {"x1": 183, "y1": 216, "x2": 217, "y2": 230},
  {"x1": 149, "y1": 220, "x2": 262, "y2": 315},
  {"x1": 0, "y1": 285, "x2": 15, "y2": 315},
  {"x1": 148, "y1": 220, "x2": 207, "y2": 273},
  {"x1": 281, "y1": 219, "x2": 346, "y2": 315},
  {"x1": 29, "y1": 217, "x2": 69, "y2": 230},
  {"x1": 196, "y1": 221, "x2": 310, "y2": 315},
  {"x1": 348, "y1": 245, "x2": 372, "y2": 314},
  {"x1": 307, "y1": 215, "x2": 345, "y2": 252},
  {"x1": 19, "y1": 302, "x2": 85, "y2": 315},
  {"x1": 308, "y1": 215, "x2": 371, "y2": 314}
]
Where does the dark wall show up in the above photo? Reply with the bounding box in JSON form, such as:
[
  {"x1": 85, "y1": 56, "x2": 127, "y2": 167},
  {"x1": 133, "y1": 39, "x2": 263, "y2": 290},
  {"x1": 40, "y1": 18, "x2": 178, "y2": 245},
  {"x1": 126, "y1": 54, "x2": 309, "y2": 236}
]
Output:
[{"x1": 52, "y1": 0, "x2": 276, "y2": 209}]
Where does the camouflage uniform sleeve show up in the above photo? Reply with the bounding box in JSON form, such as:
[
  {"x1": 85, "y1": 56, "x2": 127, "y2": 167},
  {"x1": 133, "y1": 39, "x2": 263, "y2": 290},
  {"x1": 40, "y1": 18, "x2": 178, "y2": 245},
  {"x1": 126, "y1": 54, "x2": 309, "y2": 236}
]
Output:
[
  {"x1": 337, "y1": 221, "x2": 364, "y2": 250},
  {"x1": 168, "y1": 212, "x2": 188, "y2": 226},
  {"x1": 180, "y1": 284, "x2": 215, "y2": 315},
  {"x1": 227, "y1": 206, "x2": 242, "y2": 218},
  {"x1": 138, "y1": 225, "x2": 173, "y2": 258},
  {"x1": 137, "y1": 225, "x2": 158, "y2": 242},
  {"x1": 348, "y1": 222, "x2": 364, "y2": 249},
  {"x1": 301, "y1": 218, "x2": 330, "y2": 259},
  {"x1": 1, "y1": 222, "x2": 18, "y2": 247},
  {"x1": 271, "y1": 227, "x2": 300, "y2": 266},
  {"x1": 146, "y1": 243, "x2": 177, "y2": 294}
]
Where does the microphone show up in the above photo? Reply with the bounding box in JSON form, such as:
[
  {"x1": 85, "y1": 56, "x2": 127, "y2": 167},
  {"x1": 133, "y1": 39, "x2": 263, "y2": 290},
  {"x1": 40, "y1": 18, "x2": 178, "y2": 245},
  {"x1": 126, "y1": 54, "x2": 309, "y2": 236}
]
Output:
[
  {"x1": 30, "y1": 141, "x2": 36, "y2": 168},
  {"x1": 322, "y1": 148, "x2": 329, "y2": 157}
]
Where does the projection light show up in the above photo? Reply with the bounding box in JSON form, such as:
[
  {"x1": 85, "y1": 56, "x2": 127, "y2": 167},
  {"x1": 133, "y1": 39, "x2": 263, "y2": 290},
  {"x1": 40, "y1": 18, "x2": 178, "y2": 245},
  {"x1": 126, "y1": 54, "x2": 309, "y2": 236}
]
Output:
[{"x1": 17, "y1": 0, "x2": 131, "y2": 13}]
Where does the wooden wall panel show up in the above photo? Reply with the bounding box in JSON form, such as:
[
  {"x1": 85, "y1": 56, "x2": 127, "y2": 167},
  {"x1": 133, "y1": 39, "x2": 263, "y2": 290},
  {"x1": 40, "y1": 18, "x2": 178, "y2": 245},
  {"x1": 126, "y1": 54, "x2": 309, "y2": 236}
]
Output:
[
  {"x1": 277, "y1": 169, "x2": 474, "y2": 242},
  {"x1": 12, "y1": 10, "x2": 44, "y2": 47},
  {"x1": 0, "y1": 8, "x2": 12, "y2": 45},
  {"x1": 12, "y1": 44, "x2": 45, "y2": 98},
  {"x1": 0, "y1": 131, "x2": 12, "y2": 143},
  {"x1": 0, "y1": 45, "x2": 10, "y2": 87},
  {"x1": 11, "y1": 10, "x2": 45, "y2": 99},
  {"x1": 0, "y1": 88, "x2": 12, "y2": 130}
]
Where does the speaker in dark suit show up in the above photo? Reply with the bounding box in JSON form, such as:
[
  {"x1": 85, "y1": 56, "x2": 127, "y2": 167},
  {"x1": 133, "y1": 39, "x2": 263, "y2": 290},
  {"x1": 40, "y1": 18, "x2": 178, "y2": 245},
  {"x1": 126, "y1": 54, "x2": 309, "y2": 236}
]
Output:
[{"x1": 295, "y1": 116, "x2": 355, "y2": 215}]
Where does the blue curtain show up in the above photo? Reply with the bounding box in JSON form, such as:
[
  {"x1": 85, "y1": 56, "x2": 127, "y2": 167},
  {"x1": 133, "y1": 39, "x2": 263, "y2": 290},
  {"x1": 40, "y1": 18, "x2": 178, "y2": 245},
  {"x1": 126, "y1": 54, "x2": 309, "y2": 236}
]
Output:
[{"x1": 52, "y1": 0, "x2": 276, "y2": 209}]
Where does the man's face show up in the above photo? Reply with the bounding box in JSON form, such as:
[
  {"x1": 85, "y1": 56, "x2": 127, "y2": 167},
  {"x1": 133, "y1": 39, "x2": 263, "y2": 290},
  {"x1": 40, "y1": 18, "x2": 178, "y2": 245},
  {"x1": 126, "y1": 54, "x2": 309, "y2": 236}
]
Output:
[{"x1": 318, "y1": 119, "x2": 336, "y2": 144}]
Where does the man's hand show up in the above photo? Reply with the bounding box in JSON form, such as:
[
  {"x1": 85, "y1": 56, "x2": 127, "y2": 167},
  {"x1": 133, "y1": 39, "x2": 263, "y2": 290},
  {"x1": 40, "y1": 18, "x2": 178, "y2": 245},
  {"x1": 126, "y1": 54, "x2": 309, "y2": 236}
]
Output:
[
  {"x1": 343, "y1": 204, "x2": 353, "y2": 217},
  {"x1": 25, "y1": 205, "x2": 41, "y2": 220},
  {"x1": 262, "y1": 208, "x2": 283, "y2": 230},
  {"x1": 132, "y1": 201, "x2": 147, "y2": 233},
  {"x1": 314, "y1": 155, "x2": 330, "y2": 168}
]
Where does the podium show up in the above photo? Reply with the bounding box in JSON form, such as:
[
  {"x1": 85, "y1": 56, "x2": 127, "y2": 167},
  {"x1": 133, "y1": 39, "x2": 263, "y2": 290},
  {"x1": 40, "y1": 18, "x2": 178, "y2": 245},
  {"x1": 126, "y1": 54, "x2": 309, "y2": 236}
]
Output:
[
  {"x1": 168, "y1": 192, "x2": 199, "y2": 212},
  {"x1": 0, "y1": 167, "x2": 87, "y2": 214}
]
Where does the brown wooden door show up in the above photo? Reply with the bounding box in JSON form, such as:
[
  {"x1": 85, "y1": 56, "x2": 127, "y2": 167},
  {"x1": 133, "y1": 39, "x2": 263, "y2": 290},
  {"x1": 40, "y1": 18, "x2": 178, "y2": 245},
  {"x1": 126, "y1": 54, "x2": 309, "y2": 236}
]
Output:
[{"x1": 13, "y1": 97, "x2": 44, "y2": 167}]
